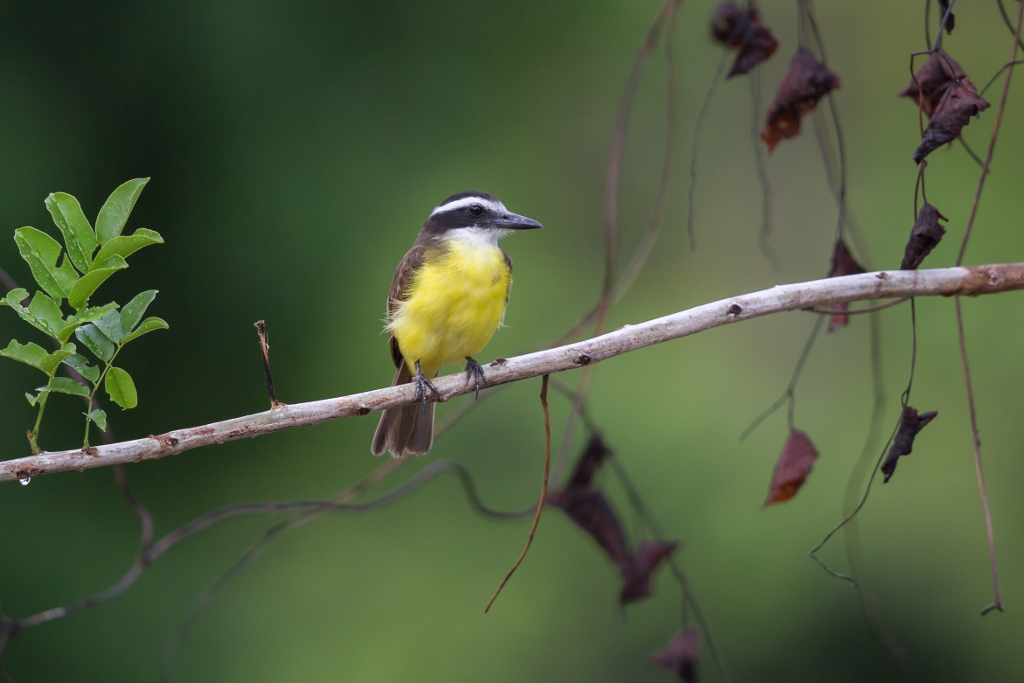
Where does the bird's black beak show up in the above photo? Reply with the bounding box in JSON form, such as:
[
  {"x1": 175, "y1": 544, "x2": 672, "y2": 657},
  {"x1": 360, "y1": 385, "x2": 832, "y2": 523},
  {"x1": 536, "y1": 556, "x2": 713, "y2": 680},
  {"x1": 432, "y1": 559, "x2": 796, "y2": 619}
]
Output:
[{"x1": 494, "y1": 212, "x2": 543, "y2": 231}]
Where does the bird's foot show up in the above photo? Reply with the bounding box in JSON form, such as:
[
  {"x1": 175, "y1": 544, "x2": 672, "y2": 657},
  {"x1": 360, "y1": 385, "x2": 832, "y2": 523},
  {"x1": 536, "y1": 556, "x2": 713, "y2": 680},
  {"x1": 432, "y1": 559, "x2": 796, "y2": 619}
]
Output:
[
  {"x1": 465, "y1": 357, "x2": 486, "y2": 400},
  {"x1": 413, "y1": 361, "x2": 441, "y2": 404}
]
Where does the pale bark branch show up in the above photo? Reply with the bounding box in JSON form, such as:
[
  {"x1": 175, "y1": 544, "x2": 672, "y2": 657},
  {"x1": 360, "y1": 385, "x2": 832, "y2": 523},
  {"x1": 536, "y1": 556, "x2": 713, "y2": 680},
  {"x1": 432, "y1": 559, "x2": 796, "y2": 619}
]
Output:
[{"x1": 3, "y1": 263, "x2": 1022, "y2": 484}]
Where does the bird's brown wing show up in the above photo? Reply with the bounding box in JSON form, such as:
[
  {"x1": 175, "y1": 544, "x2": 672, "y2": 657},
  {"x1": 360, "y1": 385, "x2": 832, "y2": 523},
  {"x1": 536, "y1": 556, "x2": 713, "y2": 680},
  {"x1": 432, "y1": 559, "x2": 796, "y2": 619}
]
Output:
[{"x1": 386, "y1": 243, "x2": 428, "y2": 368}]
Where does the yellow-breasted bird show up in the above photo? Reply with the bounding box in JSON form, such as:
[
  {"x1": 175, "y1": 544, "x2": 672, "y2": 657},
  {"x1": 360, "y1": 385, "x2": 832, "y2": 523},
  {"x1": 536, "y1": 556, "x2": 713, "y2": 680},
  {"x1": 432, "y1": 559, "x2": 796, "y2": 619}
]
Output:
[{"x1": 371, "y1": 191, "x2": 542, "y2": 457}]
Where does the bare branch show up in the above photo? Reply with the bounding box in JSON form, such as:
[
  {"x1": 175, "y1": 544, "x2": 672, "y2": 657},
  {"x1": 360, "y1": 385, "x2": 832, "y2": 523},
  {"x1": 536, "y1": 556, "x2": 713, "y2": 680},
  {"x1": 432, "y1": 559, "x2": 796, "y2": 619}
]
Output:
[
  {"x1": 3, "y1": 263, "x2": 1023, "y2": 484},
  {"x1": 254, "y1": 320, "x2": 282, "y2": 409}
]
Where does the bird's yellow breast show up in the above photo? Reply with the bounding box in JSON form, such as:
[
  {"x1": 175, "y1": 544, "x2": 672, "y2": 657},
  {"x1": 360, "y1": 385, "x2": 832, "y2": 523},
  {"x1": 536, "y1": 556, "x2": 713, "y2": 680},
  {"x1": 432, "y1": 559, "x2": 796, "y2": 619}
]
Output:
[{"x1": 389, "y1": 237, "x2": 511, "y2": 376}]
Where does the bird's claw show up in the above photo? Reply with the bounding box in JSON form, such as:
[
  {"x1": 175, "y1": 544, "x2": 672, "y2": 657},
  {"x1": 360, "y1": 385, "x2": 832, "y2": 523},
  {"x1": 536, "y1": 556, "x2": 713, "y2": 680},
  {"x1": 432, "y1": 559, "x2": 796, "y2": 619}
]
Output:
[
  {"x1": 413, "y1": 362, "x2": 441, "y2": 404},
  {"x1": 465, "y1": 357, "x2": 486, "y2": 400}
]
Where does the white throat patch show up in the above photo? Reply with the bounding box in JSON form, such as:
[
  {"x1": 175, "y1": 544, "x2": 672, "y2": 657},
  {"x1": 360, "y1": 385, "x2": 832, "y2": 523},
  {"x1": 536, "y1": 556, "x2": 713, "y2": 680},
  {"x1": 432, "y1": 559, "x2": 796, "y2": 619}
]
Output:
[{"x1": 444, "y1": 226, "x2": 510, "y2": 248}]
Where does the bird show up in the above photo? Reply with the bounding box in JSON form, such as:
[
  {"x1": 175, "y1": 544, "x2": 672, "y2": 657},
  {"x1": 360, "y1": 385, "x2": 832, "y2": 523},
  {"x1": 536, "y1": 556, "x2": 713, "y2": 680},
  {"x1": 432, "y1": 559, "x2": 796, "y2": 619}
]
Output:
[{"x1": 371, "y1": 191, "x2": 543, "y2": 458}]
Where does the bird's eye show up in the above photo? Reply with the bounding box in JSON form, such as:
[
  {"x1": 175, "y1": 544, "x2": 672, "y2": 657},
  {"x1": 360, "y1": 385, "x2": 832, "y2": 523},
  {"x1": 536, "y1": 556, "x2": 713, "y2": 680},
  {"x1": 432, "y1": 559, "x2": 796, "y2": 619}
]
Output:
[{"x1": 469, "y1": 203, "x2": 484, "y2": 217}]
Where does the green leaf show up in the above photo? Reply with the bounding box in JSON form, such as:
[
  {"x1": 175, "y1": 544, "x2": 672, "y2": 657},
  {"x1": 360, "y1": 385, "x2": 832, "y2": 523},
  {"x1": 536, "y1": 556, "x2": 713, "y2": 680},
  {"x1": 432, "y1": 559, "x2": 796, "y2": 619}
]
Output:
[
  {"x1": 39, "y1": 344, "x2": 77, "y2": 375},
  {"x1": 96, "y1": 178, "x2": 149, "y2": 244},
  {"x1": 68, "y1": 254, "x2": 128, "y2": 310},
  {"x1": 120, "y1": 290, "x2": 157, "y2": 335},
  {"x1": 56, "y1": 327, "x2": 77, "y2": 344},
  {"x1": 5, "y1": 288, "x2": 30, "y2": 307},
  {"x1": 44, "y1": 377, "x2": 91, "y2": 398},
  {"x1": 5, "y1": 293, "x2": 58, "y2": 338},
  {"x1": 122, "y1": 316, "x2": 169, "y2": 344},
  {"x1": 0, "y1": 340, "x2": 49, "y2": 371},
  {"x1": 65, "y1": 302, "x2": 119, "y2": 326},
  {"x1": 28, "y1": 292, "x2": 64, "y2": 337},
  {"x1": 105, "y1": 367, "x2": 138, "y2": 409},
  {"x1": 93, "y1": 309, "x2": 124, "y2": 344},
  {"x1": 26, "y1": 392, "x2": 38, "y2": 406},
  {"x1": 88, "y1": 409, "x2": 108, "y2": 431},
  {"x1": 45, "y1": 192, "x2": 97, "y2": 274},
  {"x1": 75, "y1": 323, "x2": 116, "y2": 361},
  {"x1": 14, "y1": 227, "x2": 78, "y2": 302},
  {"x1": 55, "y1": 321, "x2": 81, "y2": 344},
  {"x1": 94, "y1": 228, "x2": 163, "y2": 264},
  {"x1": 57, "y1": 302, "x2": 120, "y2": 343},
  {"x1": 63, "y1": 352, "x2": 100, "y2": 383},
  {"x1": 30, "y1": 377, "x2": 91, "y2": 402}
]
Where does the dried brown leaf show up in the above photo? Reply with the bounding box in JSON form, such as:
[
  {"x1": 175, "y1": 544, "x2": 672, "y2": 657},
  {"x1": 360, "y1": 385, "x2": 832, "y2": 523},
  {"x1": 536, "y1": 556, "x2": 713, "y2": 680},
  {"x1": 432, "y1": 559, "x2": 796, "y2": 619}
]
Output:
[
  {"x1": 939, "y1": 0, "x2": 955, "y2": 34},
  {"x1": 901, "y1": 203, "x2": 947, "y2": 270},
  {"x1": 567, "y1": 433, "x2": 612, "y2": 487},
  {"x1": 764, "y1": 429, "x2": 819, "y2": 506},
  {"x1": 710, "y1": 2, "x2": 749, "y2": 46},
  {"x1": 552, "y1": 437, "x2": 678, "y2": 605},
  {"x1": 620, "y1": 540, "x2": 678, "y2": 604},
  {"x1": 882, "y1": 406, "x2": 938, "y2": 483},
  {"x1": 913, "y1": 78, "x2": 990, "y2": 164},
  {"x1": 761, "y1": 49, "x2": 840, "y2": 152},
  {"x1": 549, "y1": 435, "x2": 623, "y2": 563},
  {"x1": 711, "y1": 2, "x2": 779, "y2": 78},
  {"x1": 899, "y1": 50, "x2": 966, "y2": 117},
  {"x1": 827, "y1": 239, "x2": 867, "y2": 330},
  {"x1": 651, "y1": 628, "x2": 700, "y2": 682},
  {"x1": 549, "y1": 486, "x2": 629, "y2": 567}
]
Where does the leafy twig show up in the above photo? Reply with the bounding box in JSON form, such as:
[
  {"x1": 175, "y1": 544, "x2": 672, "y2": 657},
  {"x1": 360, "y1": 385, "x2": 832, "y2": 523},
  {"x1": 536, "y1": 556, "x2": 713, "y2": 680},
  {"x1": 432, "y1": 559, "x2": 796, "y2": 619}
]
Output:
[{"x1": 0, "y1": 179, "x2": 166, "y2": 453}]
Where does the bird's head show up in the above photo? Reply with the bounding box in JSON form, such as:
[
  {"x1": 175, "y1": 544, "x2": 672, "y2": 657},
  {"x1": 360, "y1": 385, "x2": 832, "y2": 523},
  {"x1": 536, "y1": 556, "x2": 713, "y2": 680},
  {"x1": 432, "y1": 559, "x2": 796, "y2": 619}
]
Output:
[{"x1": 424, "y1": 191, "x2": 542, "y2": 244}]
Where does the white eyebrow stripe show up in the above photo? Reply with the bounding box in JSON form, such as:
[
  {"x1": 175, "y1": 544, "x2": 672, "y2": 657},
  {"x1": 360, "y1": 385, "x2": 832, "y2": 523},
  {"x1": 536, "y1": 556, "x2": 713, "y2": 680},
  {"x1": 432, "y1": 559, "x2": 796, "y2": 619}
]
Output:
[{"x1": 429, "y1": 196, "x2": 506, "y2": 217}]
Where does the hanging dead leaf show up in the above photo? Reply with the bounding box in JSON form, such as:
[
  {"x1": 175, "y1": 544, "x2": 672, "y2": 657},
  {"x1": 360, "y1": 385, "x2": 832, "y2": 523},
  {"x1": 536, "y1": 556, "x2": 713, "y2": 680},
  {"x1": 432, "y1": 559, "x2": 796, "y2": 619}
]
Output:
[
  {"x1": 710, "y1": 2, "x2": 751, "y2": 47},
  {"x1": 901, "y1": 203, "x2": 947, "y2": 270},
  {"x1": 710, "y1": 2, "x2": 779, "y2": 78},
  {"x1": 827, "y1": 239, "x2": 867, "y2": 330},
  {"x1": 549, "y1": 434, "x2": 630, "y2": 565},
  {"x1": 567, "y1": 433, "x2": 612, "y2": 487},
  {"x1": 620, "y1": 540, "x2": 678, "y2": 604},
  {"x1": 899, "y1": 51, "x2": 965, "y2": 117},
  {"x1": 912, "y1": 78, "x2": 989, "y2": 164},
  {"x1": 551, "y1": 437, "x2": 678, "y2": 605},
  {"x1": 761, "y1": 49, "x2": 840, "y2": 152},
  {"x1": 764, "y1": 429, "x2": 819, "y2": 507},
  {"x1": 651, "y1": 628, "x2": 700, "y2": 682},
  {"x1": 882, "y1": 406, "x2": 938, "y2": 482},
  {"x1": 828, "y1": 239, "x2": 866, "y2": 279},
  {"x1": 549, "y1": 486, "x2": 630, "y2": 567},
  {"x1": 939, "y1": 0, "x2": 955, "y2": 34}
]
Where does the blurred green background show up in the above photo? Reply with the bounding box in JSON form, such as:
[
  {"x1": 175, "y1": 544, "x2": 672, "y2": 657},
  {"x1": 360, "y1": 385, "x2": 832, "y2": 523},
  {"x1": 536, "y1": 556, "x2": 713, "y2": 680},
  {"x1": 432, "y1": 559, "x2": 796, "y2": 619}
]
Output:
[{"x1": 2, "y1": 1, "x2": 1023, "y2": 681}]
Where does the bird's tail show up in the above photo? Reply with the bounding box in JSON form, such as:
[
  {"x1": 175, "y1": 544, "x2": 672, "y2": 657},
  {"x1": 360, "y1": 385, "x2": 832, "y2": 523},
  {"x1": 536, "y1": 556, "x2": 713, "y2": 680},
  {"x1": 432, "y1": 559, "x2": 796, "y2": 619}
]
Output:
[{"x1": 370, "y1": 363, "x2": 436, "y2": 457}]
